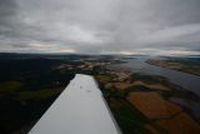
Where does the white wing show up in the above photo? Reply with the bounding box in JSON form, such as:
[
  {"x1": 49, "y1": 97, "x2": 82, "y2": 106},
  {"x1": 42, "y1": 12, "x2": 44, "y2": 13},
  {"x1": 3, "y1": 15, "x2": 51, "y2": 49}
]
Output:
[{"x1": 29, "y1": 74, "x2": 121, "y2": 134}]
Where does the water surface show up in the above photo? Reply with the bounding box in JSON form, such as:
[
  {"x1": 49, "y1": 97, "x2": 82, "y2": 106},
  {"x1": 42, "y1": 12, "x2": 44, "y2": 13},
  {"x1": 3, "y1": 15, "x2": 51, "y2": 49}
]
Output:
[{"x1": 110, "y1": 56, "x2": 200, "y2": 96}]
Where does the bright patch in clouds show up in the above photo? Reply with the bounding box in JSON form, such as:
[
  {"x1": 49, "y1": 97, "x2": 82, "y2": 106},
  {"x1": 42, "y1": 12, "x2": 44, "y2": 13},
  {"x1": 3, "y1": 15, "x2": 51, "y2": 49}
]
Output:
[{"x1": 66, "y1": 25, "x2": 104, "y2": 44}]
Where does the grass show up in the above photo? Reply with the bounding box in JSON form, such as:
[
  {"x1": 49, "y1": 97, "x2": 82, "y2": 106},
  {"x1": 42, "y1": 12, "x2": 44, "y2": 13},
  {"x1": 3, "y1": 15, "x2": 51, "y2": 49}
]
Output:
[
  {"x1": 128, "y1": 85, "x2": 155, "y2": 92},
  {"x1": 95, "y1": 76, "x2": 150, "y2": 134},
  {"x1": 17, "y1": 88, "x2": 64, "y2": 101},
  {"x1": 109, "y1": 99, "x2": 150, "y2": 134},
  {"x1": 160, "y1": 87, "x2": 200, "y2": 102},
  {"x1": 0, "y1": 81, "x2": 23, "y2": 93},
  {"x1": 131, "y1": 73, "x2": 169, "y2": 85},
  {"x1": 95, "y1": 75, "x2": 112, "y2": 83},
  {"x1": 0, "y1": 81, "x2": 64, "y2": 101},
  {"x1": 146, "y1": 58, "x2": 200, "y2": 76}
]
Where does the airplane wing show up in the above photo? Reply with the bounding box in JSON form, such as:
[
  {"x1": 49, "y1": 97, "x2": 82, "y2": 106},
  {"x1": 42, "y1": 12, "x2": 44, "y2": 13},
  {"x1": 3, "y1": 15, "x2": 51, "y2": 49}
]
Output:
[{"x1": 29, "y1": 74, "x2": 121, "y2": 134}]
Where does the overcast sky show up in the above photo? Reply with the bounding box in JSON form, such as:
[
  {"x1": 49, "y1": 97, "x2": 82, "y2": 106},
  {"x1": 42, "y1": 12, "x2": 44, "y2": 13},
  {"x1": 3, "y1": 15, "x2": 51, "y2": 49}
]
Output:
[{"x1": 0, "y1": 0, "x2": 200, "y2": 55}]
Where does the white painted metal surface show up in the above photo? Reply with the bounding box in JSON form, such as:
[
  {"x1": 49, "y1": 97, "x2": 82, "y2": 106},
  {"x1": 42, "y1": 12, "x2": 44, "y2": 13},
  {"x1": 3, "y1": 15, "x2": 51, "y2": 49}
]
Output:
[{"x1": 29, "y1": 74, "x2": 120, "y2": 134}]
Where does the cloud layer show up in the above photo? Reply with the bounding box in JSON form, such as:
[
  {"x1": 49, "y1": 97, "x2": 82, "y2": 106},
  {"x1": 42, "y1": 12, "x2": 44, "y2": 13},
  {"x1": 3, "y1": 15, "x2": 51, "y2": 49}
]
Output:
[{"x1": 0, "y1": 0, "x2": 200, "y2": 55}]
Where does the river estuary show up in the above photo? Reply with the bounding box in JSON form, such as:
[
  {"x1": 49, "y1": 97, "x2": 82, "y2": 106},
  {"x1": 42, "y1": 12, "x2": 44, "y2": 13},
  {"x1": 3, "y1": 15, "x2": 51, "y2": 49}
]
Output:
[{"x1": 110, "y1": 56, "x2": 200, "y2": 118}]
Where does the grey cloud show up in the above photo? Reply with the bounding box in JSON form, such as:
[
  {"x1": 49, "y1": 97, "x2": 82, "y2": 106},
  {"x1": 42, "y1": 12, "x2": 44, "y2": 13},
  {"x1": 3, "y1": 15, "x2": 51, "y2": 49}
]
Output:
[{"x1": 0, "y1": 0, "x2": 200, "y2": 55}]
